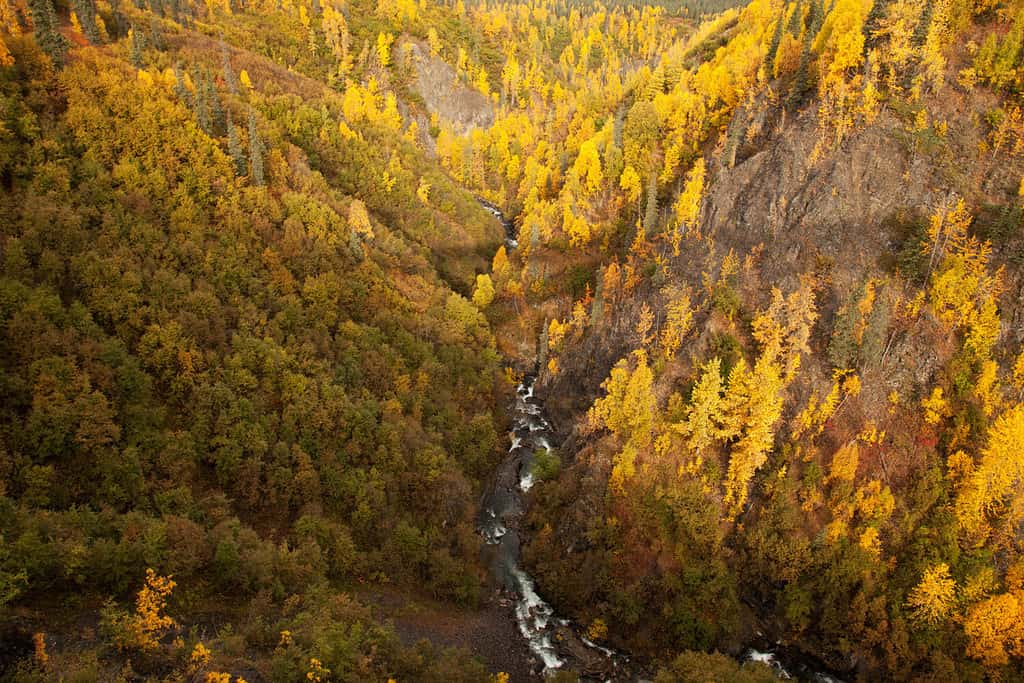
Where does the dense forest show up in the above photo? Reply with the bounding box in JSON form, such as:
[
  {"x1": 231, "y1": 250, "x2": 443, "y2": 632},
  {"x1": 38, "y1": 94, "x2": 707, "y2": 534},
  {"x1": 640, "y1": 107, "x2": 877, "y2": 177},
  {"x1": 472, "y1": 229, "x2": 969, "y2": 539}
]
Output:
[{"x1": 1, "y1": 0, "x2": 1024, "y2": 679}]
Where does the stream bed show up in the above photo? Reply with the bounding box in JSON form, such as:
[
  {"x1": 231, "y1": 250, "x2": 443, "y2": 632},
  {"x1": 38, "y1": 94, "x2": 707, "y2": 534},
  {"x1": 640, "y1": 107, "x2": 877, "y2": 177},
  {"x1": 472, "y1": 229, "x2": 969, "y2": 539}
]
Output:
[
  {"x1": 474, "y1": 201, "x2": 845, "y2": 682},
  {"x1": 478, "y1": 377, "x2": 628, "y2": 679}
]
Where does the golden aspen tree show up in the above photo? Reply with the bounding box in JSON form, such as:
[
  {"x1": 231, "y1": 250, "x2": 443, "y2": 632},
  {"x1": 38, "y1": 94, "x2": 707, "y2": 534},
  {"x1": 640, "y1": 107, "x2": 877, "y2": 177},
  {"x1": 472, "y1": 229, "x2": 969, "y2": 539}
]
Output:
[
  {"x1": 406, "y1": 168, "x2": 427, "y2": 200},
  {"x1": 491, "y1": 246, "x2": 510, "y2": 286},
  {"x1": 381, "y1": 92, "x2": 402, "y2": 131},
  {"x1": 501, "y1": 54, "x2": 522, "y2": 105},
  {"x1": 672, "y1": 158, "x2": 705, "y2": 253},
  {"x1": 376, "y1": 32, "x2": 394, "y2": 68},
  {"x1": 474, "y1": 64, "x2": 490, "y2": 96},
  {"x1": 0, "y1": 36, "x2": 12, "y2": 67},
  {"x1": 548, "y1": 318, "x2": 569, "y2": 351},
  {"x1": 190, "y1": 642, "x2": 212, "y2": 668},
  {"x1": 907, "y1": 563, "x2": 958, "y2": 627},
  {"x1": 921, "y1": 387, "x2": 950, "y2": 425},
  {"x1": 659, "y1": 293, "x2": 694, "y2": 361},
  {"x1": 721, "y1": 356, "x2": 785, "y2": 517},
  {"x1": 620, "y1": 165, "x2": 642, "y2": 204},
  {"x1": 572, "y1": 139, "x2": 603, "y2": 196},
  {"x1": 751, "y1": 276, "x2": 818, "y2": 380},
  {"x1": 342, "y1": 83, "x2": 365, "y2": 122},
  {"x1": 135, "y1": 569, "x2": 175, "y2": 648},
  {"x1": 792, "y1": 374, "x2": 844, "y2": 440},
  {"x1": 859, "y1": 527, "x2": 882, "y2": 556},
  {"x1": 956, "y1": 405, "x2": 1024, "y2": 542},
  {"x1": 588, "y1": 350, "x2": 656, "y2": 445},
  {"x1": 635, "y1": 302, "x2": 655, "y2": 346},
  {"x1": 348, "y1": 199, "x2": 374, "y2": 238},
  {"x1": 963, "y1": 590, "x2": 1024, "y2": 669},
  {"x1": 570, "y1": 299, "x2": 589, "y2": 331},
  {"x1": 927, "y1": 200, "x2": 1003, "y2": 362},
  {"x1": 104, "y1": 569, "x2": 176, "y2": 651},
  {"x1": 307, "y1": 658, "x2": 331, "y2": 682},
  {"x1": 812, "y1": 0, "x2": 870, "y2": 152},
  {"x1": 684, "y1": 358, "x2": 724, "y2": 463},
  {"x1": 975, "y1": 360, "x2": 1001, "y2": 417},
  {"x1": 472, "y1": 273, "x2": 495, "y2": 308},
  {"x1": 827, "y1": 442, "x2": 860, "y2": 484},
  {"x1": 322, "y1": 7, "x2": 351, "y2": 76}
]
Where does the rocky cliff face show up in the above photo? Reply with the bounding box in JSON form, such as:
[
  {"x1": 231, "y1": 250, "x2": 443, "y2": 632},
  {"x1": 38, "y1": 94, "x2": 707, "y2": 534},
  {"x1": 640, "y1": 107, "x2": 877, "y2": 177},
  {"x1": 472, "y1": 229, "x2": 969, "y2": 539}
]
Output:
[
  {"x1": 522, "y1": 84, "x2": 1024, "y2": 675},
  {"x1": 407, "y1": 40, "x2": 496, "y2": 135},
  {"x1": 708, "y1": 107, "x2": 934, "y2": 285}
]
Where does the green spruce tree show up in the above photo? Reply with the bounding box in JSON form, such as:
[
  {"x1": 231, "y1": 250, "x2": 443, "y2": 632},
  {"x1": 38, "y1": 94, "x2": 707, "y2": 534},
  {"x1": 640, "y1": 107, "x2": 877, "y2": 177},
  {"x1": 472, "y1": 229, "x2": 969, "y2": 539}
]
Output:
[
  {"x1": 27, "y1": 0, "x2": 68, "y2": 67},
  {"x1": 193, "y1": 71, "x2": 212, "y2": 134},
  {"x1": 643, "y1": 170, "x2": 658, "y2": 237},
  {"x1": 148, "y1": 16, "x2": 164, "y2": 50},
  {"x1": 227, "y1": 114, "x2": 247, "y2": 176},
  {"x1": 765, "y1": 5, "x2": 786, "y2": 76},
  {"x1": 128, "y1": 25, "x2": 146, "y2": 68},
  {"x1": 73, "y1": 0, "x2": 102, "y2": 44},
  {"x1": 172, "y1": 62, "x2": 190, "y2": 106},
  {"x1": 248, "y1": 108, "x2": 265, "y2": 185},
  {"x1": 220, "y1": 41, "x2": 238, "y2": 93}
]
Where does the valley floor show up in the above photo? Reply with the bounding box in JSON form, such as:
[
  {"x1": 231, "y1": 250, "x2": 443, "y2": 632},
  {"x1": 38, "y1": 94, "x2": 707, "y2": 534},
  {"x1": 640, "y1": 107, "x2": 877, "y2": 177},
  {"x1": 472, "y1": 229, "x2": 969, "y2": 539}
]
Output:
[{"x1": 358, "y1": 586, "x2": 539, "y2": 682}]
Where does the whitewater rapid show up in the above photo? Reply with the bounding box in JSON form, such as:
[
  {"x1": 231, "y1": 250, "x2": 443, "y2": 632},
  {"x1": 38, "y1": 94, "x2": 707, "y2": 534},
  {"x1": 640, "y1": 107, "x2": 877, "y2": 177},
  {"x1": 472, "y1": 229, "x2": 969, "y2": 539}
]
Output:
[{"x1": 478, "y1": 379, "x2": 574, "y2": 672}]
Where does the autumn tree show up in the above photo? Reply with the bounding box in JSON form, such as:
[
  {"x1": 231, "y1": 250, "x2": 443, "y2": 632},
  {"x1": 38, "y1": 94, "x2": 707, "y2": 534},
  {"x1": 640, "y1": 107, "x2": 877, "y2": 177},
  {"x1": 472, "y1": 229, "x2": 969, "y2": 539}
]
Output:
[
  {"x1": 472, "y1": 273, "x2": 495, "y2": 309},
  {"x1": 659, "y1": 292, "x2": 694, "y2": 361},
  {"x1": 907, "y1": 563, "x2": 957, "y2": 628},
  {"x1": 491, "y1": 246, "x2": 511, "y2": 288},
  {"x1": 101, "y1": 569, "x2": 176, "y2": 651},
  {"x1": 671, "y1": 158, "x2": 705, "y2": 252},
  {"x1": 964, "y1": 589, "x2": 1024, "y2": 669},
  {"x1": 572, "y1": 139, "x2": 603, "y2": 196},
  {"x1": 721, "y1": 356, "x2": 785, "y2": 517},
  {"x1": 955, "y1": 405, "x2": 1024, "y2": 543},
  {"x1": 926, "y1": 200, "x2": 1003, "y2": 363},
  {"x1": 683, "y1": 357, "x2": 724, "y2": 466},
  {"x1": 347, "y1": 199, "x2": 374, "y2": 239},
  {"x1": 589, "y1": 350, "x2": 656, "y2": 446}
]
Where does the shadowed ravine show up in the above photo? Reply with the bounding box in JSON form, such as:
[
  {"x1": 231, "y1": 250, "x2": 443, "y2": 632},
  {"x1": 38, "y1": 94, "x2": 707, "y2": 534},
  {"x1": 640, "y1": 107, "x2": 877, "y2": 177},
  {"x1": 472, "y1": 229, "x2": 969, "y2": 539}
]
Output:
[
  {"x1": 475, "y1": 203, "x2": 847, "y2": 682},
  {"x1": 476, "y1": 202, "x2": 630, "y2": 679},
  {"x1": 477, "y1": 377, "x2": 629, "y2": 680}
]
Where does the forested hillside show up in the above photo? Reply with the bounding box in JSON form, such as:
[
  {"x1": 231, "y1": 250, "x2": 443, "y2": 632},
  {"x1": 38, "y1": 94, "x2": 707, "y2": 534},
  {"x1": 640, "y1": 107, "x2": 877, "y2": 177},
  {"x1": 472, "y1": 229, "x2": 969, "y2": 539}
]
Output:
[
  {"x1": 0, "y1": 0, "x2": 514, "y2": 677},
  {"x1": 2, "y1": 0, "x2": 1024, "y2": 679}
]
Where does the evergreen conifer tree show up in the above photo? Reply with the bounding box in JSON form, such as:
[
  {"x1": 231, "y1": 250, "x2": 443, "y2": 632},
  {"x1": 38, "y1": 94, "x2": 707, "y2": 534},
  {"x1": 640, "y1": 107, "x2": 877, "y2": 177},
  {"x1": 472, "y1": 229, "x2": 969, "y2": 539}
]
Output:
[
  {"x1": 248, "y1": 108, "x2": 265, "y2": 185},
  {"x1": 72, "y1": 0, "x2": 101, "y2": 44},
  {"x1": 128, "y1": 25, "x2": 145, "y2": 68},
  {"x1": 220, "y1": 41, "x2": 238, "y2": 93},
  {"x1": 27, "y1": 0, "x2": 67, "y2": 67},
  {"x1": 643, "y1": 171, "x2": 658, "y2": 237},
  {"x1": 172, "y1": 62, "x2": 190, "y2": 106},
  {"x1": 194, "y1": 71, "x2": 212, "y2": 133},
  {"x1": 227, "y1": 114, "x2": 247, "y2": 176}
]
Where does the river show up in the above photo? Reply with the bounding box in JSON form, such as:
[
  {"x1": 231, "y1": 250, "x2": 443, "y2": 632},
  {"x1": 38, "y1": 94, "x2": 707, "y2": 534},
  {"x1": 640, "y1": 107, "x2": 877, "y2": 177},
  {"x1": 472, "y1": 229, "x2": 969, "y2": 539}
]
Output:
[
  {"x1": 476, "y1": 200, "x2": 629, "y2": 679},
  {"x1": 475, "y1": 201, "x2": 845, "y2": 682},
  {"x1": 478, "y1": 377, "x2": 629, "y2": 679}
]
